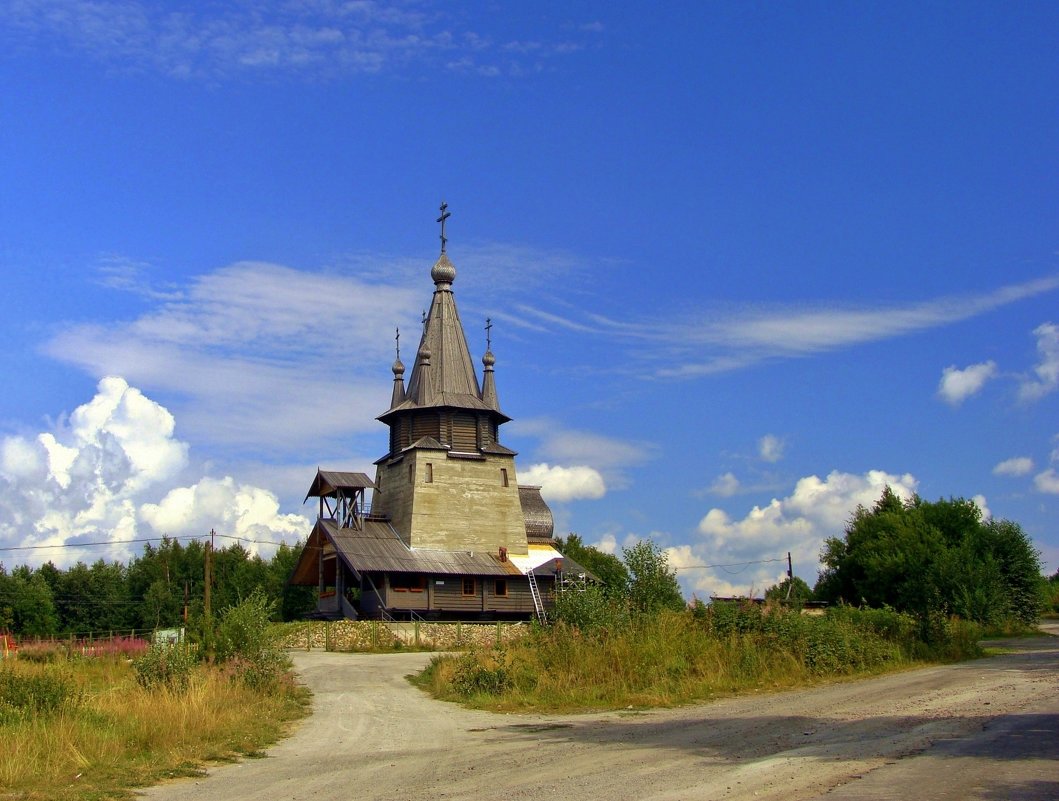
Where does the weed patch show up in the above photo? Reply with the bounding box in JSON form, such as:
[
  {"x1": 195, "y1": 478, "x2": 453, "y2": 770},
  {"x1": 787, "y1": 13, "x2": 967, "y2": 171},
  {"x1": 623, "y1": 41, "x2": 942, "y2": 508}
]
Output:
[{"x1": 418, "y1": 605, "x2": 983, "y2": 712}]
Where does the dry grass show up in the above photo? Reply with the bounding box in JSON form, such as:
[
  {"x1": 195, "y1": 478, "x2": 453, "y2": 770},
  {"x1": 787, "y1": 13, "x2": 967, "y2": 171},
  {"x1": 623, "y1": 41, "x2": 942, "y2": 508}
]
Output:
[{"x1": 0, "y1": 657, "x2": 309, "y2": 800}]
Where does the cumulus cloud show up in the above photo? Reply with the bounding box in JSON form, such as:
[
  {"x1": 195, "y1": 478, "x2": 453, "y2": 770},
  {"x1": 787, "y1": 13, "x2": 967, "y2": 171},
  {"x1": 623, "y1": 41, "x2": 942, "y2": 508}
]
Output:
[
  {"x1": 519, "y1": 463, "x2": 606, "y2": 502},
  {"x1": 678, "y1": 469, "x2": 920, "y2": 599},
  {"x1": 758, "y1": 434, "x2": 785, "y2": 463},
  {"x1": 992, "y1": 457, "x2": 1035, "y2": 477},
  {"x1": 937, "y1": 361, "x2": 998, "y2": 405},
  {"x1": 140, "y1": 476, "x2": 306, "y2": 542},
  {"x1": 1019, "y1": 322, "x2": 1059, "y2": 402},
  {"x1": 0, "y1": 378, "x2": 310, "y2": 566}
]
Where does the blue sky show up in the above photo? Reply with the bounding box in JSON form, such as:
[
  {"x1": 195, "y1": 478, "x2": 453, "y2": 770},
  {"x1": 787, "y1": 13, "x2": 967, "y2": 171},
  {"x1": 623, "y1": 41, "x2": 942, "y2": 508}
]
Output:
[{"x1": 1, "y1": 1, "x2": 1057, "y2": 597}]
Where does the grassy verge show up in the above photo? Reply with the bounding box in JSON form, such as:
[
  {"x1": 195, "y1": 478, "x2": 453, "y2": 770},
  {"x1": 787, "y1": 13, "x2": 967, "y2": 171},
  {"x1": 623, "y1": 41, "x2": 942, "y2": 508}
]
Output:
[
  {"x1": 412, "y1": 605, "x2": 983, "y2": 713},
  {"x1": 1, "y1": 656, "x2": 309, "y2": 800}
]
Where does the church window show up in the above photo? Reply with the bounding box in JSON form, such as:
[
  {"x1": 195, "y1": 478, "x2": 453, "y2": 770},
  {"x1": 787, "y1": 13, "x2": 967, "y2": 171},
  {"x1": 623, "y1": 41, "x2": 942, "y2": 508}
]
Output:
[
  {"x1": 500, "y1": 468, "x2": 509, "y2": 487},
  {"x1": 494, "y1": 578, "x2": 508, "y2": 597},
  {"x1": 408, "y1": 464, "x2": 413, "y2": 484},
  {"x1": 425, "y1": 463, "x2": 433, "y2": 483},
  {"x1": 462, "y1": 577, "x2": 476, "y2": 596}
]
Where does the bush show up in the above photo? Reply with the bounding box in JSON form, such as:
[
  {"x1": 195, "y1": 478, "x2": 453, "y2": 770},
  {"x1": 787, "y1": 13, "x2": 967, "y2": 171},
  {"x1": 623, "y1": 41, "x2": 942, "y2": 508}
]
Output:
[
  {"x1": 0, "y1": 665, "x2": 82, "y2": 722},
  {"x1": 552, "y1": 584, "x2": 630, "y2": 632},
  {"x1": 449, "y1": 648, "x2": 510, "y2": 697},
  {"x1": 132, "y1": 643, "x2": 196, "y2": 692},
  {"x1": 215, "y1": 590, "x2": 290, "y2": 690}
]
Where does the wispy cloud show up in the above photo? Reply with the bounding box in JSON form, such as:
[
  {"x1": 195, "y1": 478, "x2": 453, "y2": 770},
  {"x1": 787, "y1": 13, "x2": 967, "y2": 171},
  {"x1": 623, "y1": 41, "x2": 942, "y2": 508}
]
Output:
[
  {"x1": 512, "y1": 417, "x2": 657, "y2": 492},
  {"x1": 515, "y1": 274, "x2": 1059, "y2": 380},
  {"x1": 45, "y1": 260, "x2": 421, "y2": 456},
  {"x1": 1, "y1": 1, "x2": 594, "y2": 80},
  {"x1": 758, "y1": 434, "x2": 785, "y2": 463}
]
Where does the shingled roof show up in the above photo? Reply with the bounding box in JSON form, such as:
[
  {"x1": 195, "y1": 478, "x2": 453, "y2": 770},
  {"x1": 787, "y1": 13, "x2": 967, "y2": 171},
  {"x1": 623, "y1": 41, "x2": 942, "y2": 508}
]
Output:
[
  {"x1": 379, "y1": 253, "x2": 509, "y2": 422},
  {"x1": 288, "y1": 518, "x2": 522, "y2": 585}
]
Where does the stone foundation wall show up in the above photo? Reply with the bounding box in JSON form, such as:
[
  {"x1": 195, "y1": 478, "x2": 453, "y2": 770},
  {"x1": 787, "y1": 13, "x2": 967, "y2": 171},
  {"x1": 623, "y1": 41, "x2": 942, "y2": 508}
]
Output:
[{"x1": 277, "y1": 620, "x2": 529, "y2": 652}]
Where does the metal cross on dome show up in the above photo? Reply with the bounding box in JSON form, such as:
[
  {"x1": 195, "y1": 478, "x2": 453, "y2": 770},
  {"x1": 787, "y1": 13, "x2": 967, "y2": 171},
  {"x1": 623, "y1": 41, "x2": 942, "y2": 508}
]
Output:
[
  {"x1": 436, "y1": 201, "x2": 451, "y2": 254},
  {"x1": 485, "y1": 317, "x2": 492, "y2": 351}
]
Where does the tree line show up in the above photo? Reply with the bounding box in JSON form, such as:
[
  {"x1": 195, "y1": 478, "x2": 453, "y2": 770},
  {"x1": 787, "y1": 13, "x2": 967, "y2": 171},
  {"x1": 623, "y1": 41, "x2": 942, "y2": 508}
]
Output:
[
  {"x1": 0, "y1": 538, "x2": 316, "y2": 637},
  {"x1": 561, "y1": 488, "x2": 1049, "y2": 631}
]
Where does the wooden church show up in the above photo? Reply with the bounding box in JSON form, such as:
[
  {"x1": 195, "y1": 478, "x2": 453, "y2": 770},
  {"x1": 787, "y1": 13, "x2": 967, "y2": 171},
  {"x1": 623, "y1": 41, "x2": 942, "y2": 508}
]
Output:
[{"x1": 288, "y1": 206, "x2": 587, "y2": 621}]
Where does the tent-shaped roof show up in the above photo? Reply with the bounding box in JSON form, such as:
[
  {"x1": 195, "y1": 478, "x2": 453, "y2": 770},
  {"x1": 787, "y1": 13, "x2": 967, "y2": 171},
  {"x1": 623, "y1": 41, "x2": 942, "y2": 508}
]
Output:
[
  {"x1": 379, "y1": 253, "x2": 509, "y2": 423},
  {"x1": 304, "y1": 470, "x2": 377, "y2": 502}
]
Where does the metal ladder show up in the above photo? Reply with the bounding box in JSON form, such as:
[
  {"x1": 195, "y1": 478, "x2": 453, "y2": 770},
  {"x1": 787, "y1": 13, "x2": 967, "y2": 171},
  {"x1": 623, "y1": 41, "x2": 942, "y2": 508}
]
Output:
[{"x1": 527, "y1": 568, "x2": 548, "y2": 624}]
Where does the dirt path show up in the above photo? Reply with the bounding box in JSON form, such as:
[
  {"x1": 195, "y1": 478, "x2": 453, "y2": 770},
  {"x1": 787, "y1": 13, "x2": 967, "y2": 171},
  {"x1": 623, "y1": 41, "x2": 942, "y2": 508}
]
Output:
[{"x1": 140, "y1": 626, "x2": 1059, "y2": 801}]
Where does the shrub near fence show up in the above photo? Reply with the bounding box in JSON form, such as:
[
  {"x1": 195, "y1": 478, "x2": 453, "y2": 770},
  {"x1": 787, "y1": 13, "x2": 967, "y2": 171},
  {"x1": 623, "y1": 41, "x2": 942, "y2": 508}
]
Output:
[{"x1": 273, "y1": 620, "x2": 529, "y2": 652}]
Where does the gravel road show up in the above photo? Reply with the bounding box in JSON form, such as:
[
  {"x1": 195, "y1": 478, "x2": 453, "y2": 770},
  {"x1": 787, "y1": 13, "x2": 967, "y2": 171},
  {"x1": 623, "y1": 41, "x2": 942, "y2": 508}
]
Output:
[{"x1": 139, "y1": 625, "x2": 1059, "y2": 801}]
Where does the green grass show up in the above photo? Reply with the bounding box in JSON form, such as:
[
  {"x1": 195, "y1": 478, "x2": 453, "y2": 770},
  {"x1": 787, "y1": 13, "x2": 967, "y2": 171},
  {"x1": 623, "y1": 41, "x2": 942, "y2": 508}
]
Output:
[
  {"x1": 0, "y1": 656, "x2": 310, "y2": 800},
  {"x1": 413, "y1": 606, "x2": 983, "y2": 713}
]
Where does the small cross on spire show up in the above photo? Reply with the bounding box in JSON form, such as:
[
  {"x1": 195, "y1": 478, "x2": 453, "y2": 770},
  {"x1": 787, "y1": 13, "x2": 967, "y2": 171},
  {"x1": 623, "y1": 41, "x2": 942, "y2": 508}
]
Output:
[
  {"x1": 436, "y1": 201, "x2": 451, "y2": 254},
  {"x1": 395, "y1": 327, "x2": 400, "y2": 360},
  {"x1": 485, "y1": 317, "x2": 493, "y2": 351}
]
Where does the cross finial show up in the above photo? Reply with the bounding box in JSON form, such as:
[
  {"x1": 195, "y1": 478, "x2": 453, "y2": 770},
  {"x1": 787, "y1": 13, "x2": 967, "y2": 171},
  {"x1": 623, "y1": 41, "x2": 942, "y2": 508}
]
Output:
[
  {"x1": 485, "y1": 317, "x2": 493, "y2": 351},
  {"x1": 436, "y1": 201, "x2": 451, "y2": 254},
  {"x1": 422, "y1": 309, "x2": 427, "y2": 328},
  {"x1": 395, "y1": 327, "x2": 400, "y2": 360}
]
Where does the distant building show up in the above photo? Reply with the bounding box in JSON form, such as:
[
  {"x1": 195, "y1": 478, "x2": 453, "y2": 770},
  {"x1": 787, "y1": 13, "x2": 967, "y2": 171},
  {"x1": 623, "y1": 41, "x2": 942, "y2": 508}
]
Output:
[{"x1": 288, "y1": 209, "x2": 588, "y2": 621}]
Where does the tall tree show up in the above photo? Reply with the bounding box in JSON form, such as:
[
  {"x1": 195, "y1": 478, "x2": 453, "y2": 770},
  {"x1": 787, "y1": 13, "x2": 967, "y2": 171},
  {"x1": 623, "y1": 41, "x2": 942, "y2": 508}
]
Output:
[
  {"x1": 555, "y1": 533, "x2": 630, "y2": 596},
  {"x1": 816, "y1": 488, "x2": 1043, "y2": 625},
  {"x1": 623, "y1": 539, "x2": 685, "y2": 614}
]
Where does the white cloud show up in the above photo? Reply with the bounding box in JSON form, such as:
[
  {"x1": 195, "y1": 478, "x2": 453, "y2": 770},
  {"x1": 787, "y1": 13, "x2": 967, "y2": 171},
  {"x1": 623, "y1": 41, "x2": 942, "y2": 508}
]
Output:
[
  {"x1": 758, "y1": 434, "x2": 785, "y2": 463},
  {"x1": 513, "y1": 417, "x2": 656, "y2": 491},
  {"x1": 992, "y1": 457, "x2": 1035, "y2": 477},
  {"x1": 45, "y1": 261, "x2": 418, "y2": 456},
  {"x1": 519, "y1": 463, "x2": 606, "y2": 502},
  {"x1": 518, "y1": 274, "x2": 1059, "y2": 379},
  {"x1": 0, "y1": 1, "x2": 592, "y2": 80},
  {"x1": 140, "y1": 476, "x2": 307, "y2": 547},
  {"x1": 707, "y1": 472, "x2": 742, "y2": 497},
  {"x1": 678, "y1": 469, "x2": 919, "y2": 599},
  {"x1": 1019, "y1": 322, "x2": 1059, "y2": 402},
  {"x1": 937, "y1": 361, "x2": 998, "y2": 405},
  {"x1": 595, "y1": 532, "x2": 618, "y2": 555},
  {"x1": 0, "y1": 378, "x2": 310, "y2": 567},
  {"x1": 1034, "y1": 469, "x2": 1059, "y2": 495}
]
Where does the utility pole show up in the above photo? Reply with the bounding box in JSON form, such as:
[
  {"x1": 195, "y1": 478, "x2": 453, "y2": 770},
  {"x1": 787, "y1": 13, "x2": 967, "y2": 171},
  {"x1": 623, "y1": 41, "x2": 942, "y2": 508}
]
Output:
[
  {"x1": 203, "y1": 529, "x2": 214, "y2": 662},
  {"x1": 785, "y1": 552, "x2": 794, "y2": 601}
]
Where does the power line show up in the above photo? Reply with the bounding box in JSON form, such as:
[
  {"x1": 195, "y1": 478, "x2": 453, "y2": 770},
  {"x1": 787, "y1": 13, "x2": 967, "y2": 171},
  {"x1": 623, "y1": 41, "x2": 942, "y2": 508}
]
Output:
[
  {"x1": 673, "y1": 557, "x2": 788, "y2": 574},
  {"x1": 0, "y1": 532, "x2": 296, "y2": 553}
]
